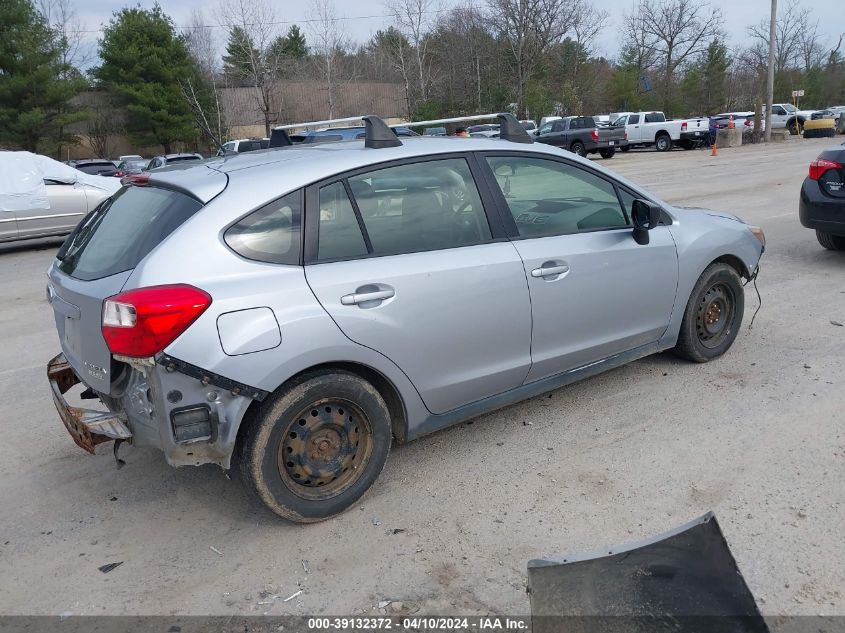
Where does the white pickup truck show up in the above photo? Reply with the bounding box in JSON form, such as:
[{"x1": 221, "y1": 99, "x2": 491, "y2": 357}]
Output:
[
  {"x1": 766, "y1": 103, "x2": 817, "y2": 134},
  {"x1": 611, "y1": 111, "x2": 710, "y2": 151}
]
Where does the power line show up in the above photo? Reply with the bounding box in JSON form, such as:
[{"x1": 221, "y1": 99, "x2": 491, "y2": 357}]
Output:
[{"x1": 71, "y1": 8, "x2": 451, "y2": 35}]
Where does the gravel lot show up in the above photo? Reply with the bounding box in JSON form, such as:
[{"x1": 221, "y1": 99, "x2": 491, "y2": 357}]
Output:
[{"x1": 0, "y1": 137, "x2": 843, "y2": 618}]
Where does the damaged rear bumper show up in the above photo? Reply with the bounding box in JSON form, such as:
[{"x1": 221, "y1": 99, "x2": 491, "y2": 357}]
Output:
[{"x1": 47, "y1": 353, "x2": 131, "y2": 454}]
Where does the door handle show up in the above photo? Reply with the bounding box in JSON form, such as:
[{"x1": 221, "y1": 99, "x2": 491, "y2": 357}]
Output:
[
  {"x1": 341, "y1": 288, "x2": 395, "y2": 306},
  {"x1": 531, "y1": 264, "x2": 570, "y2": 278}
]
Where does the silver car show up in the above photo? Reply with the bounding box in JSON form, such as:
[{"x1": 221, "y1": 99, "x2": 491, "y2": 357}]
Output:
[
  {"x1": 1, "y1": 152, "x2": 119, "y2": 243},
  {"x1": 46, "y1": 115, "x2": 765, "y2": 522}
]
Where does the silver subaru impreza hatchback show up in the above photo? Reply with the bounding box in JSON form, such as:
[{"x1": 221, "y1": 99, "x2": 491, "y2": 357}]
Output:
[{"x1": 46, "y1": 115, "x2": 764, "y2": 522}]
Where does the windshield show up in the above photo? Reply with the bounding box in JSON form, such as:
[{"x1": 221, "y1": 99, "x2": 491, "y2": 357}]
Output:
[
  {"x1": 57, "y1": 185, "x2": 202, "y2": 281},
  {"x1": 782, "y1": 104, "x2": 796, "y2": 112}
]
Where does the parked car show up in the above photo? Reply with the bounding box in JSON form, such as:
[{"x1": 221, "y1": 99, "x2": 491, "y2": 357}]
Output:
[
  {"x1": 0, "y1": 151, "x2": 120, "y2": 243},
  {"x1": 114, "y1": 158, "x2": 147, "y2": 177},
  {"x1": 467, "y1": 124, "x2": 500, "y2": 138},
  {"x1": 799, "y1": 145, "x2": 845, "y2": 250},
  {"x1": 45, "y1": 114, "x2": 764, "y2": 523},
  {"x1": 810, "y1": 107, "x2": 845, "y2": 121},
  {"x1": 535, "y1": 115, "x2": 626, "y2": 158},
  {"x1": 765, "y1": 103, "x2": 816, "y2": 134},
  {"x1": 520, "y1": 120, "x2": 537, "y2": 134},
  {"x1": 118, "y1": 154, "x2": 144, "y2": 163},
  {"x1": 145, "y1": 153, "x2": 204, "y2": 170},
  {"x1": 291, "y1": 126, "x2": 420, "y2": 144},
  {"x1": 612, "y1": 111, "x2": 709, "y2": 151},
  {"x1": 423, "y1": 127, "x2": 447, "y2": 136},
  {"x1": 216, "y1": 138, "x2": 270, "y2": 156},
  {"x1": 73, "y1": 159, "x2": 119, "y2": 176}
]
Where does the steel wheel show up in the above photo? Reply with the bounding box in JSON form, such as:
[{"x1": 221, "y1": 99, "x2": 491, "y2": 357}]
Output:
[
  {"x1": 277, "y1": 398, "x2": 374, "y2": 500},
  {"x1": 695, "y1": 282, "x2": 736, "y2": 349}
]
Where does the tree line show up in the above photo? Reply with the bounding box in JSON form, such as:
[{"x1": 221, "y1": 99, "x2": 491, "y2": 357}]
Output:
[{"x1": 1, "y1": 0, "x2": 843, "y2": 156}]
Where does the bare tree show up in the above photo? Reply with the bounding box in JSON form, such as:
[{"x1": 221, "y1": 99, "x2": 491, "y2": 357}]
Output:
[
  {"x1": 748, "y1": 0, "x2": 807, "y2": 73},
  {"x1": 488, "y1": 0, "x2": 578, "y2": 118},
  {"x1": 627, "y1": 0, "x2": 723, "y2": 111},
  {"x1": 86, "y1": 99, "x2": 122, "y2": 158},
  {"x1": 37, "y1": 0, "x2": 92, "y2": 72},
  {"x1": 182, "y1": 9, "x2": 228, "y2": 149},
  {"x1": 217, "y1": 0, "x2": 283, "y2": 135},
  {"x1": 308, "y1": 0, "x2": 350, "y2": 119},
  {"x1": 797, "y1": 17, "x2": 824, "y2": 71},
  {"x1": 385, "y1": 0, "x2": 440, "y2": 106}
]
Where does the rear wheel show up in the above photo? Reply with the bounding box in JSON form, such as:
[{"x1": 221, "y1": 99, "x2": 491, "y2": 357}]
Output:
[
  {"x1": 679, "y1": 139, "x2": 694, "y2": 150},
  {"x1": 674, "y1": 263, "x2": 745, "y2": 363},
  {"x1": 655, "y1": 134, "x2": 673, "y2": 152},
  {"x1": 816, "y1": 230, "x2": 845, "y2": 250},
  {"x1": 620, "y1": 145, "x2": 631, "y2": 152},
  {"x1": 238, "y1": 371, "x2": 392, "y2": 522},
  {"x1": 570, "y1": 141, "x2": 587, "y2": 157},
  {"x1": 599, "y1": 148, "x2": 616, "y2": 159}
]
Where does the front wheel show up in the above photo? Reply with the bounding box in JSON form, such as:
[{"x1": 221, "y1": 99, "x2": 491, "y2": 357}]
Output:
[
  {"x1": 655, "y1": 134, "x2": 673, "y2": 152},
  {"x1": 673, "y1": 263, "x2": 745, "y2": 363},
  {"x1": 816, "y1": 230, "x2": 845, "y2": 250},
  {"x1": 570, "y1": 141, "x2": 586, "y2": 157},
  {"x1": 599, "y1": 148, "x2": 616, "y2": 159},
  {"x1": 238, "y1": 371, "x2": 392, "y2": 522},
  {"x1": 787, "y1": 118, "x2": 804, "y2": 135}
]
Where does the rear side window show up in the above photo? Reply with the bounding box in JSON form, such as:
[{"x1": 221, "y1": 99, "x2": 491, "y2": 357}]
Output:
[
  {"x1": 58, "y1": 186, "x2": 202, "y2": 281},
  {"x1": 225, "y1": 190, "x2": 302, "y2": 264},
  {"x1": 644, "y1": 112, "x2": 665, "y2": 123},
  {"x1": 629, "y1": 115, "x2": 640, "y2": 124},
  {"x1": 317, "y1": 182, "x2": 368, "y2": 260}
]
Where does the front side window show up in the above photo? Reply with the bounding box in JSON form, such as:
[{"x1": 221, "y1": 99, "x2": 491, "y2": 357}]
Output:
[
  {"x1": 346, "y1": 158, "x2": 491, "y2": 256},
  {"x1": 225, "y1": 190, "x2": 301, "y2": 264},
  {"x1": 539, "y1": 123, "x2": 553, "y2": 135},
  {"x1": 485, "y1": 156, "x2": 629, "y2": 238}
]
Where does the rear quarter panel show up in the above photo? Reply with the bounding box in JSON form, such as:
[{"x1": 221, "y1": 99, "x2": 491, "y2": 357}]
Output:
[{"x1": 659, "y1": 208, "x2": 763, "y2": 349}]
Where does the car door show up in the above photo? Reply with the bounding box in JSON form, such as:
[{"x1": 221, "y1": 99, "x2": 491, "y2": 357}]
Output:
[
  {"x1": 480, "y1": 153, "x2": 679, "y2": 383},
  {"x1": 627, "y1": 114, "x2": 642, "y2": 142},
  {"x1": 0, "y1": 208, "x2": 18, "y2": 241},
  {"x1": 16, "y1": 180, "x2": 87, "y2": 238},
  {"x1": 303, "y1": 155, "x2": 532, "y2": 415},
  {"x1": 770, "y1": 105, "x2": 787, "y2": 128}
]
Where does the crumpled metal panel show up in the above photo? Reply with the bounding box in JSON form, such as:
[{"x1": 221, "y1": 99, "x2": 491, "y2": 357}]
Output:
[
  {"x1": 528, "y1": 512, "x2": 768, "y2": 633},
  {"x1": 48, "y1": 353, "x2": 132, "y2": 454}
]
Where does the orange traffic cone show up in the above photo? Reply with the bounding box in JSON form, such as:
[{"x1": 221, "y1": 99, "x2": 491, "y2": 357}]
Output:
[
  {"x1": 711, "y1": 143, "x2": 718, "y2": 156},
  {"x1": 727, "y1": 115, "x2": 735, "y2": 129}
]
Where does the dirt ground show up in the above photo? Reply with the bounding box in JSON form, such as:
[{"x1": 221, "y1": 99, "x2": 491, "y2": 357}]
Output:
[{"x1": 0, "y1": 137, "x2": 843, "y2": 618}]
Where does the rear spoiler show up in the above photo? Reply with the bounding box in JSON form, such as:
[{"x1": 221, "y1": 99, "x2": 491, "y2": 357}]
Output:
[{"x1": 268, "y1": 113, "x2": 533, "y2": 148}]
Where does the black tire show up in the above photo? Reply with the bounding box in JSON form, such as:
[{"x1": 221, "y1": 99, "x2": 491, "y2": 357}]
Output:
[
  {"x1": 238, "y1": 370, "x2": 392, "y2": 522},
  {"x1": 816, "y1": 230, "x2": 845, "y2": 250},
  {"x1": 655, "y1": 134, "x2": 673, "y2": 152},
  {"x1": 673, "y1": 263, "x2": 745, "y2": 363},
  {"x1": 679, "y1": 139, "x2": 694, "y2": 150},
  {"x1": 599, "y1": 148, "x2": 616, "y2": 159},
  {"x1": 787, "y1": 118, "x2": 804, "y2": 135},
  {"x1": 620, "y1": 145, "x2": 631, "y2": 152},
  {"x1": 571, "y1": 141, "x2": 586, "y2": 157}
]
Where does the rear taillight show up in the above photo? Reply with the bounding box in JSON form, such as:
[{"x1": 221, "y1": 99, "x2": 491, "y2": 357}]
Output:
[
  {"x1": 102, "y1": 285, "x2": 211, "y2": 358},
  {"x1": 591, "y1": 129, "x2": 599, "y2": 141},
  {"x1": 624, "y1": 131, "x2": 628, "y2": 140},
  {"x1": 121, "y1": 173, "x2": 150, "y2": 186},
  {"x1": 114, "y1": 170, "x2": 125, "y2": 177},
  {"x1": 809, "y1": 158, "x2": 842, "y2": 181},
  {"x1": 681, "y1": 121, "x2": 688, "y2": 131}
]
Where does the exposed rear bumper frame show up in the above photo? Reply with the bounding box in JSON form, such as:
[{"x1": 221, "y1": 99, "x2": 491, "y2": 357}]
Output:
[{"x1": 47, "y1": 353, "x2": 132, "y2": 454}]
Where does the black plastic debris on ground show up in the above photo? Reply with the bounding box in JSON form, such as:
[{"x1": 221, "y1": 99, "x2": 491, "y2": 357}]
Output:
[
  {"x1": 527, "y1": 512, "x2": 769, "y2": 633},
  {"x1": 98, "y1": 561, "x2": 123, "y2": 574}
]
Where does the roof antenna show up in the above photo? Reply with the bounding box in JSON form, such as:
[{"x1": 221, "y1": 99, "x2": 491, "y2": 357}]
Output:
[
  {"x1": 362, "y1": 115, "x2": 402, "y2": 149},
  {"x1": 497, "y1": 113, "x2": 533, "y2": 144}
]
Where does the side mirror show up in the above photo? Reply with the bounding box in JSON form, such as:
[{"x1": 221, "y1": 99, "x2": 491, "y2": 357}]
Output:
[{"x1": 631, "y1": 199, "x2": 662, "y2": 245}]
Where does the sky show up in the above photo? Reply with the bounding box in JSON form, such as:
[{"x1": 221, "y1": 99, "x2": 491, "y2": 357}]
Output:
[{"x1": 69, "y1": 0, "x2": 844, "y2": 67}]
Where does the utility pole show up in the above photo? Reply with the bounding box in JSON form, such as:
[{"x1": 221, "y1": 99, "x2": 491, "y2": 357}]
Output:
[{"x1": 764, "y1": 0, "x2": 777, "y2": 142}]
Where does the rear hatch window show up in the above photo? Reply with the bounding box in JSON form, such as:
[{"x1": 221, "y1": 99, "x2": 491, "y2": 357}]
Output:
[{"x1": 57, "y1": 185, "x2": 202, "y2": 281}]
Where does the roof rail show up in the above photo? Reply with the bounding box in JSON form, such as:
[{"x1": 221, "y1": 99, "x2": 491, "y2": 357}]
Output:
[{"x1": 269, "y1": 111, "x2": 533, "y2": 148}]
